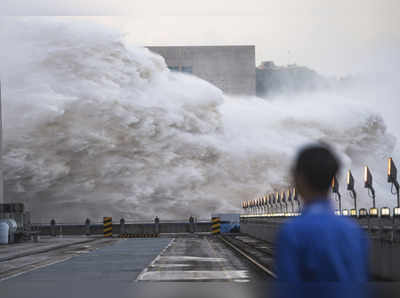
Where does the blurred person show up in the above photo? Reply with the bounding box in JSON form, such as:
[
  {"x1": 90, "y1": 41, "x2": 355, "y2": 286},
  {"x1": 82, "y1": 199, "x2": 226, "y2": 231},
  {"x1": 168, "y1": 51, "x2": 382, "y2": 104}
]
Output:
[{"x1": 276, "y1": 144, "x2": 369, "y2": 297}]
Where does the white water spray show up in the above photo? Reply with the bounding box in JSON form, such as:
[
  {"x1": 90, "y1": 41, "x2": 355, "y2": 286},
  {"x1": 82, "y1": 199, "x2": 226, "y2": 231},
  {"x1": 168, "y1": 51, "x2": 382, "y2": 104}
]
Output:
[{"x1": 0, "y1": 18, "x2": 398, "y2": 222}]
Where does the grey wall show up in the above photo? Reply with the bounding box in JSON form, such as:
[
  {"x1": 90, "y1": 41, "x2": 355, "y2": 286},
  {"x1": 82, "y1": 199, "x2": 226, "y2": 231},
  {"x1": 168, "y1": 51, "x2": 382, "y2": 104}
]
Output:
[{"x1": 148, "y1": 46, "x2": 256, "y2": 96}]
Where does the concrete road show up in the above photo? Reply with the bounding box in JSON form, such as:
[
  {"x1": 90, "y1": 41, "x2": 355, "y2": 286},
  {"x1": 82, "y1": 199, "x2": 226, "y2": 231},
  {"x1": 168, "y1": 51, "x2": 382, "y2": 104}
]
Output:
[
  {"x1": 0, "y1": 236, "x2": 101, "y2": 262},
  {"x1": 0, "y1": 236, "x2": 273, "y2": 298},
  {"x1": 0, "y1": 238, "x2": 117, "y2": 281},
  {"x1": 0, "y1": 238, "x2": 170, "y2": 283},
  {"x1": 137, "y1": 236, "x2": 270, "y2": 282}
]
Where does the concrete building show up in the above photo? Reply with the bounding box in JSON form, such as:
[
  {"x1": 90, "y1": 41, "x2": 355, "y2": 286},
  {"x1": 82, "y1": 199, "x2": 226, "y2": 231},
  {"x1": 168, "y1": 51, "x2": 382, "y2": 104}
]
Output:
[
  {"x1": 256, "y1": 61, "x2": 329, "y2": 97},
  {"x1": 148, "y1": 46, "x2": 256, "y2": 96}
]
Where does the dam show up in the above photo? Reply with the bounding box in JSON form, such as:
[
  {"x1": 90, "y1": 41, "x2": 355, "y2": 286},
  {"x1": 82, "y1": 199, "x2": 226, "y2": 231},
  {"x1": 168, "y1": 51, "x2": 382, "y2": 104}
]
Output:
[{"x1": 1, "y1": 19, "x2": 400, "y2": 297}]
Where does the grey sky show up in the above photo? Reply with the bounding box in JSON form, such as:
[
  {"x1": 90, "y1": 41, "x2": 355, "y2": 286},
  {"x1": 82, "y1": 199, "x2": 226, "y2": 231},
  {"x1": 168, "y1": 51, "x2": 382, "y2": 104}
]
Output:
[{"x1": 2, "y1": 0, "x2": 400, "y2": 75}]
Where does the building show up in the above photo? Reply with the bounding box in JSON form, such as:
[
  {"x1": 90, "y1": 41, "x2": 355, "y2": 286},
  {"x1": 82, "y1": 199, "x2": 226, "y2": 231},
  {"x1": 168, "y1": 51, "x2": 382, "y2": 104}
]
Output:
[
  {"x1": 148, "y1": 46, "x2": 256, "y2": 96},
  {"x1": 256, "y1": 61, "x2": 328, "y2": 97}
]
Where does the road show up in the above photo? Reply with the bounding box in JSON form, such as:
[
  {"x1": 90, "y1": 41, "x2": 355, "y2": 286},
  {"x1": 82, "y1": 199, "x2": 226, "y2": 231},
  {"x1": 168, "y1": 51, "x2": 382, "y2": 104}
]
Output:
[
  {"x1": 0, "y1": 236, "x2": 273, "y2": 298},
  {"x1": 137, "y1": 236, "x2": 270, "y2": 282}
]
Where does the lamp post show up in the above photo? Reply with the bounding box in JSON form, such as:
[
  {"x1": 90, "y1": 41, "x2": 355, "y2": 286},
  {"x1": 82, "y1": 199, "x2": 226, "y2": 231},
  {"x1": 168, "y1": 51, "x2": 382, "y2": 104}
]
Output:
[
  {"x1": 258, "y1": 197, "x2": 262, "y2": 215},
  {"x1": 276, "y1": 192, "x2": 282, "y2": 216},
  {"x1": 271, "y1": 193, "x2": 276, "y2": 216},
  {"x1": 268, "y1": 194, "x2": 273, "y2": 216},
  {"x1": 281, "y1": 191, "x2": 288, "y2": 216},
  {"x1": 364, "y1": 166, "x2": 378, "y2": 217},
  {"x1": 261, "y1": 196, "x2": 266, "y2": 215},
  {"x1": 388, "y1": 158, "x2": 400, "y2": 214},
  {"x1": 293, "y1": 188, "x2": 300, "y2": 214},
  {"x1": 331, "y1": 176, "x2": 341, "y2": 215},
  {"x1": 347, "y1": 170, "x2": 357, "y2": 217},
  {"x1": 256, "y1": 197, "x2": 260, "y2": 215},
  {"x1": 287, "y1": 189, "x2": 294, "y2": 215},
  {"x1": 263, "y1": 195, "x2": 268, "y2": 215}
]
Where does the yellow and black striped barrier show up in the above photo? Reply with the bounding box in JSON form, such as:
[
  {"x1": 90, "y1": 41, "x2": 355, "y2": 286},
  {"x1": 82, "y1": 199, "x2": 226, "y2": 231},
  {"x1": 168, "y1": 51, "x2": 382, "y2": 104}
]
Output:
[
  {"x1": 211, "y1": 217, "x2": 221, "y2": 235},
  {"x1": 103, "y1": 217, "x2": 112, "y2": 237},
  {"x1": 119, "y1": 234, "x2": 159, "y2": 238}
]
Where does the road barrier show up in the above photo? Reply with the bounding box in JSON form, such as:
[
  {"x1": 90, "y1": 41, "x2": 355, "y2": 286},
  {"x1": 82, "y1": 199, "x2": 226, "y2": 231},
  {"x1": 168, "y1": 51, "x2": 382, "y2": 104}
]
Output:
[
  {"x1": 103, "y1": 217, "x2": 112, "y2": 237},
  {"x1": 30, "y1": 219, "x2": 213, "y2": 236}
]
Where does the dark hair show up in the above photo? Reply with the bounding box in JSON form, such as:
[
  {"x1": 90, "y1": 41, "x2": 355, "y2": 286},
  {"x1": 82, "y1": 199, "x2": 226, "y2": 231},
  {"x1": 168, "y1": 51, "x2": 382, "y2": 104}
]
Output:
[{"x1": 293, "y1": 144, "x2": 340, "y2": 192}]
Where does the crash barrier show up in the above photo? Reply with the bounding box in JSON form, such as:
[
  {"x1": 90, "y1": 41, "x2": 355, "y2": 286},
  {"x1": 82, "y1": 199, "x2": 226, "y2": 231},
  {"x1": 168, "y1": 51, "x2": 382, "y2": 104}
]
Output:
[{"x1": 241, "y1": 158, "x2": 400, "y2": 219}]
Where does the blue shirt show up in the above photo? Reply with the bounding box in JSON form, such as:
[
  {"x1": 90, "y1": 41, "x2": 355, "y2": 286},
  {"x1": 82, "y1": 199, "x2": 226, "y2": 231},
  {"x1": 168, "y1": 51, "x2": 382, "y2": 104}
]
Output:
[{"x1": 276, "y1": 199, "x2": 369, "y2": 294}]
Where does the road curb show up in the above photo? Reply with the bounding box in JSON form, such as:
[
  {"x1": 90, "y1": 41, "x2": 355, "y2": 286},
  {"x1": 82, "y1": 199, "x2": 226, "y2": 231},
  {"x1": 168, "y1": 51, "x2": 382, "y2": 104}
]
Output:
[{"x1": 0, "y1": 238, "x2": 100, "y2": 262}]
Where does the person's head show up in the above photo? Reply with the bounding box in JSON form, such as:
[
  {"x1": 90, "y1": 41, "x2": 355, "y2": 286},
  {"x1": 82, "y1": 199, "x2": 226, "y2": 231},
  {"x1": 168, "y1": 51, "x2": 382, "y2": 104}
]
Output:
[{"x1": 292, "y1": 144, "x2": 340, "y2": 204}]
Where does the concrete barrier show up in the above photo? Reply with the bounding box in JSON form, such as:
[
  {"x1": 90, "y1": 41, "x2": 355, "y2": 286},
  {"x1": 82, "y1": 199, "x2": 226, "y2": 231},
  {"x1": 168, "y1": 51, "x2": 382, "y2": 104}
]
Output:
[
  {"x1": 240, "y1": 216, "x2": 400, "y2": 281},
  {"x1": 31, "y1": 222, "x2": 212, "y2": 236}
]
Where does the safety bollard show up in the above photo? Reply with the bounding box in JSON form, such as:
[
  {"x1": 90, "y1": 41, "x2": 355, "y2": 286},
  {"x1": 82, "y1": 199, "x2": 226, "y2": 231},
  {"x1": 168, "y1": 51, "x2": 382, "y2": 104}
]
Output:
[
  {"x1": 154, "y1": 216, "x2": 160, "y2": 235},
  {"x1": 33, "y1": 225, "x2": 40, "y2": 243},
  {"x1": 189, "y1": 216, "x2": 195, "y2": 233},
  {"x1": 211, "y1": 217, "x2": 221, "y2": 235},
  {"x1": 85, "y1": 218, "x2": 91, "y2": 236},
  {"x1": 103, "y1": 217, "x2": 112, "y2": 237},
  {"x1": 50, "y1": 219, "x2": 56, "y2": 237},
  {"x1": 120, "y1": 218, "x2": 126, "y2": 235}
]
